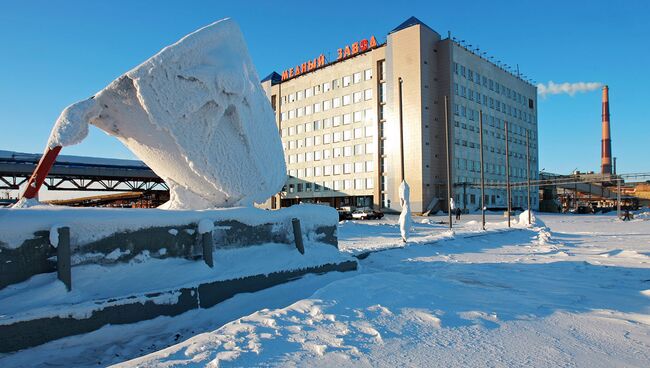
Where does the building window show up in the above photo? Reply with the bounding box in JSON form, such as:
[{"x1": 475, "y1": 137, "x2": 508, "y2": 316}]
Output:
[
  {"x1": 379, "y1": 60, "x2": 386, "y2": 80},
  {"x1": 364, "y1": 69, "x2": 373, "y2": 80},
  {"x1": 355, "y1": 178, "x2": 364, "y2": 190},
  {"x1": 343, "y1": 130, "x2": 352, "y2": 141},
  {"x1": 353, "y1": 72, "x2": 362, "y2": 84},
  {"x1": 343, "y1": 75, "x2": 352, "y2": 87}
]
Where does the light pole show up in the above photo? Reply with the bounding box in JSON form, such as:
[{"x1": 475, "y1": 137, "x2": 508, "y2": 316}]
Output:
[
  {"x1": 526, "y1": 129, "x2": 531, "y2": 225},
  {"x1": 505, "y1": 120, "x2": 511, "y2": 228},
  {"x1": 444, "y1": 96, "x2": 453, "y2": 229},
  {"x1": 478, "y1": 110, "x2": 485, "y2": 230}
]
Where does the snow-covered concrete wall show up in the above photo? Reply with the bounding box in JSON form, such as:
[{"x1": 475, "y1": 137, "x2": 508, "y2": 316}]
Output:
[{"x1": 0, "y1": 204, "x2": 338, "y2": 289}]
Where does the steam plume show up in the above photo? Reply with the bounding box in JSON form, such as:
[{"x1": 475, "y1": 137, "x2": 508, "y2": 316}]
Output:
[{"x1": 537, "y1": 81, "x2": 602, "y2": 97}]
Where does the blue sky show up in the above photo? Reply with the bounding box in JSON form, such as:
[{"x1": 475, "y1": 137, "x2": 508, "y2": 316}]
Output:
[{"x1": 0, "y1": 0, "x2": 648, "y2": 174}]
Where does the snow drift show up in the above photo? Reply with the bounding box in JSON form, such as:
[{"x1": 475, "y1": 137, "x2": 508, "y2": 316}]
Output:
[{"x1": 46, "y1": 18, "x2": 286, "y2": 209}]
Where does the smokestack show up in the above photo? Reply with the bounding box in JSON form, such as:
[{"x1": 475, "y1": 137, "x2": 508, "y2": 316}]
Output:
[{"x1": 601, "y1": 85, "x2": 612, "y2": 174}]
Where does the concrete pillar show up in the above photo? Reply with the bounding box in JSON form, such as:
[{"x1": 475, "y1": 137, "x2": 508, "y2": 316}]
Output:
[
  {"x1": 292, "y1": 218, "x2": 305, "y2": 254},
  {"x1": 202, "y1": 232, "x2": 214, "y2": 268},
  {"x1": 57, "y1": 227, "x2": 71, "y2": 291}
]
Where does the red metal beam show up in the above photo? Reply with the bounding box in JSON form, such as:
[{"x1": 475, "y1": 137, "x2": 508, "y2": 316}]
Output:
[{"x1": 21, "y1": 146, "x2": 62, "y2": 199}]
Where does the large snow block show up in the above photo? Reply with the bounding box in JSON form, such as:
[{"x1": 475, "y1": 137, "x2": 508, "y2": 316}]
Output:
[{"x1": 46, "y1": 18, "x2": 286, "y2": 209}]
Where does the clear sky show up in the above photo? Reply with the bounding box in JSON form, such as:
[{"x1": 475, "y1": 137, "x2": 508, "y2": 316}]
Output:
[{"x1": 1, "y1": 0, "x2": 648, "y2": 175}]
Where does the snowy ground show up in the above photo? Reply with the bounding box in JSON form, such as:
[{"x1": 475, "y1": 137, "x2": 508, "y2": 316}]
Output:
[{"x1": 1, "y1": 212, "x2": 649, "y2": 367}]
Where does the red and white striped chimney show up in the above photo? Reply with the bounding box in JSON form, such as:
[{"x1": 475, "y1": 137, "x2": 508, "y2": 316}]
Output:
[{"x1": 601, "y1": 85, "x2": 612, "y2": 175}]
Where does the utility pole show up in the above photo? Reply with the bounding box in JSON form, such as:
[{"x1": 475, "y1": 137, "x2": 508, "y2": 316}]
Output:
[
  {"x1": 398, "y1": 78, "x2": 405, "y2": 182},
  {"x1": 463, "y1": 182, "x2": 467, "y2": 211},
  {"x1": 617, "y1": 178, "x2": 621, "y2": 219},
  {"x1": 526, "y1": 129, "x2": 531, "y2": 225},
  {"x1": 505, "y1": 120, "x2": 511, "y2": 228},
  {"x1": 444, "y1": 95, "x2": 452, "y2": 229},
  {"x1": 478, "y1": 110, "x2": 485, "y2": 230}
]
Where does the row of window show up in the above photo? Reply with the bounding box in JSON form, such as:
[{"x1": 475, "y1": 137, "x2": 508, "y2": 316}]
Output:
[
  {"x1": 454, "y1": 119, "x2": 538, "y2": 150},
  {"x1": 287, "y1": 161, "x2": 375, "y2": 178},
  {"x1": 453, "y1": 62, "x2": 532, "y2": 108},
  {"x1": 281, "y1": 69, "x2": 373, "y2": 106},
  {"x1": 453, "y1": 96, "x2": 534, "y2": 125},
  {"x1": 454, "y1": 138, "x2": 535, "y2": 162},
  {"x1": 455, "y1": 173, "x2": 539, "y2": 187},
  {"x1": 454, "y1": 192, "x2": 535, "y2": 207},
  {"x1": 281, "y1": 108, "x2": 374, "y2": 137},
  {"x1": 454, "y1": 84, "x2": 534, "y2": 123},
  {"x1": 280, "y1": 89, "x2": 373, "y2": 121},
  {"x1": 455, "y1": 158, "x2": 531, "y2": 178},
  {"x1": 285, "y1": 178, "x2": 375, "y2": 193},
  {"x1": 284, "y1": 127, "x2": 374, "y2": 151},
  {"x1": 286, "y1": 142, "x2": 375, "y2": 164}
]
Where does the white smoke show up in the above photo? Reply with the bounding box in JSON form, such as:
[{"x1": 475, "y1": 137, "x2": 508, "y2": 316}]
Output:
[{"x1": 537, "y1": 81, "x2": 602, "y2": 98}]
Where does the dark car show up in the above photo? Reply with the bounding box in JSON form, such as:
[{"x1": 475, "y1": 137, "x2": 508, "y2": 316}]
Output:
[{"x1": 337, "y1": 208, "x2": 353, "y2": 221}]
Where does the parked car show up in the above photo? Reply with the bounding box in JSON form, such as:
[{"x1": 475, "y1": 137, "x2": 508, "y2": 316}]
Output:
[
  {"x1": 372, "y1": 209, "x2": 384, "y2": 219},
  {"x1": 352, "y1": 208, "x2": 376, "y2": 220},
  {"x1": 337, "y1": 208, "x2": 353, "y2": 221}
]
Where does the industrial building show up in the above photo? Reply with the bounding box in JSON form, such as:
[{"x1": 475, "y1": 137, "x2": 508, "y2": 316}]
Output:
[{"x1": 261, "y1": 16, "x2": 539, "y2": 213}]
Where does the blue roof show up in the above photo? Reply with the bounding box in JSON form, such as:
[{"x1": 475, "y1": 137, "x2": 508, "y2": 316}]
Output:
[
  {"x1": 389, "y1": 16, "x2": 436, "y2": 35},
  {"x1": 261, "y1": 71, "x2": 282, "y2": 84}
]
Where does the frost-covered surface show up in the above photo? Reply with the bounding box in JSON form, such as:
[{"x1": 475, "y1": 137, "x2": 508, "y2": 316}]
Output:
[
  {"x1": 2, "y1": 213, "x2": 650, "y2": 367},
  {"x1": 0, "y1": 204, "x2": 336, "y2": 250},
  {"x1": 10, "y1": 197, "x2": 44, "y2": 209},
  {"x1": 0, "y1": 149, "x2": 149, "y2": 168},
  {"x1": 0, "y1": 240, "x2": 351, "y2": 325},
  {"x1": 398, "y1": 180, "x2": 412, "y2": 242},
  {"x1": 48, "y1": 224, "x2": 63, "y2": 248},
  {"x1": 45, "y1": 18, "x2": 286, "y2": 209},
  {"x1": 197, "y1": 218, "x2": 215, "y2": 234}
]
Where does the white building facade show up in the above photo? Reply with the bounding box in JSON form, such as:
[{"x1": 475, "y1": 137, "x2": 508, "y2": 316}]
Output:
[{"x1": 261, "y1": 17, "x2": 538, "y2": 213}]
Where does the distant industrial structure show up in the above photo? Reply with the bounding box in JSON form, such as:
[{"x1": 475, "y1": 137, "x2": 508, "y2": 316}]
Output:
[
  {"x1": 601, "y1": 85, "x2": 613, "y2": 175},
  {"x1": 0, "y1": 150, "x2": 168, "y2": 207},
  {"x1": 537, "y1": 85, "x2": 650, "y2": 213}
]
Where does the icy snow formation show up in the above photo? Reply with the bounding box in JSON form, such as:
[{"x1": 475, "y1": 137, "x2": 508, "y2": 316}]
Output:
[
  {"x1": 398, "y1": 180, "x2": 412, "y2": 242},
  {"x1": 46, "y1": 19, "x2": 286, "y2": 209}
]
